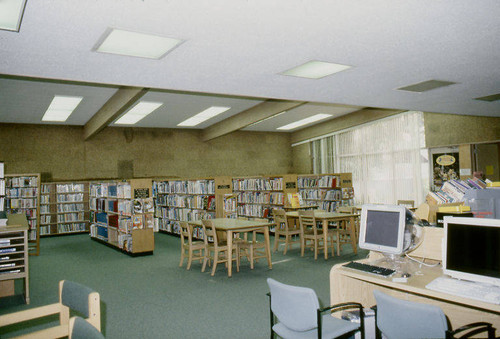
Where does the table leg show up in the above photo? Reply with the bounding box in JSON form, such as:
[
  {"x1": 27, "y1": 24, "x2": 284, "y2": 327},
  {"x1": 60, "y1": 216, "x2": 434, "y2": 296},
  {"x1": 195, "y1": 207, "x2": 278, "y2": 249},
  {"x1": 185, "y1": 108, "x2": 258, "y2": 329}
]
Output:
[
  {"x1": 323, "y1": 220, "x2": 328, "y2": 259},
  {"x1": 264, "y1": 226, "x2": 272, "y2": 269},
  {"x1": 349, "y1": 216, "x2": 357, "y2": 254},
  {"x1": 227, "y1": 230, "x2": 233, "y2": 277}
]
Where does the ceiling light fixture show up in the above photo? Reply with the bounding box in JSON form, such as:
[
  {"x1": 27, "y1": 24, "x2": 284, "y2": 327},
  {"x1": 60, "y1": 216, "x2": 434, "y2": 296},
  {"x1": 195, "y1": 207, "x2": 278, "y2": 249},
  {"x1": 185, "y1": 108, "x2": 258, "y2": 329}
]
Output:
[
  {"x1": 42, "y1": 96, "x2": 83, "y2": 122},
  {"x1": 115, "y1": 101, "x2": 163, "y2": 125},
  {"x1": 0, "y1": 0, "x2": 27, "y2": 32},
  {"x1": 177, "y1": 106, "x2": 231, "y2": 127},
  {"x1": 281, "y1": 61, "x2": 351, "y2": 79},
  {"x1": 277, "y1": 114, "x2": 332, "y2": 130},
  {"x1": 95, "y1": 28, "x2": 183, "y2": 59}
]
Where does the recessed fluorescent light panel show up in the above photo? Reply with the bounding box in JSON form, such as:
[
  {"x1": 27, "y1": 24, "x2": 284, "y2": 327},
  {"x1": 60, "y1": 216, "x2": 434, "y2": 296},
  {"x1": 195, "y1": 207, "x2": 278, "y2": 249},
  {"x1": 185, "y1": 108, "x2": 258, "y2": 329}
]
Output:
[
  {"x1": 115, "y1": 101, "x2": 163, "y2": 125},
  {"x1": 397, "y1": 80, "x2": 457, "y2": 92},
  {"x1": 177, "y1": 106, "x2": 231, "y2": 127},
  {"x1": 42, "y1": 96, "x2": 83, "y2": 122},
  {"x1": 0, "y1": 0, "x2": 27, "y2": 32},
  {"x1": 475, "y1": 93, "x2": 500, "y2": 102},
  {"x1": 281, "y1": 61, "x2": 351, "y2": 79},
  {"x1": 277, "y1": 114, "x2": 332, "y2": 130},
  {"x1": 95, "y1": 28, "x2": 183, "y2": 59}
]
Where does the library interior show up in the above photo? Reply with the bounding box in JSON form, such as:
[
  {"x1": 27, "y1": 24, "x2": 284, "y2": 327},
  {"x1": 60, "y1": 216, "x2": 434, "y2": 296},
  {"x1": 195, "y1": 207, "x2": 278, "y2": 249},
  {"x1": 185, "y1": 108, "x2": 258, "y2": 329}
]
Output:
[{"x1": 1, "y1": 1, "x2": 500, "y2": 338}]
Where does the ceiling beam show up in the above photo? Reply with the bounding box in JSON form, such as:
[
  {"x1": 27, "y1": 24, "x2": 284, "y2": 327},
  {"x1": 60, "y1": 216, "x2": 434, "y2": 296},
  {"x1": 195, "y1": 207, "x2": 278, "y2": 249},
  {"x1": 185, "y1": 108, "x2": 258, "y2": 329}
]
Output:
[
  {"x1": 202, "y1": 99, "x2": 306, "y2": 141},
  {"x1": 291, "y1": 107, "x2": 406, "y2": 144},
  {"x1": 83, "y1": 87, "x2": 148, "y2": 140}
]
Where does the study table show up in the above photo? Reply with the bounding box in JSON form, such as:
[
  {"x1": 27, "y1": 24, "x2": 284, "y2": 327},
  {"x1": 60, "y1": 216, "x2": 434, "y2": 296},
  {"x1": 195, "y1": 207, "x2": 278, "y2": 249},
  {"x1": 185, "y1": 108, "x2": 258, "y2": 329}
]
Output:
[
  {"x1": 188, "y1": 218, "x2": 274, "y2": 277},
  {"x1": 330, "y1": 259, "x2": 500, "y2": 331},
  {"x1": 286, "y1": 211, "x2": 358, "y2": 259}
]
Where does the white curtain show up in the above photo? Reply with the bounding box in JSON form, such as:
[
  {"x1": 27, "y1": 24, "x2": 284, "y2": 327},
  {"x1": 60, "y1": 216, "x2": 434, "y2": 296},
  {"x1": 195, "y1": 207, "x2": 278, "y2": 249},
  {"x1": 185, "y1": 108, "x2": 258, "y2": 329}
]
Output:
[{"x1": 310, "y1": 111, "x2": 429, "y2": 205}]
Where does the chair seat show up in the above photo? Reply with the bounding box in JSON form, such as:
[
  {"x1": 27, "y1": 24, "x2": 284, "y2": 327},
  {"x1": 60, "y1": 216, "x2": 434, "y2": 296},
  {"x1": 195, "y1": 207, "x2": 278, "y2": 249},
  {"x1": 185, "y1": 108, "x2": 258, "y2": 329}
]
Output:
[{"x1": 273, "y1": 314, "x2": 359, "y2": 339}]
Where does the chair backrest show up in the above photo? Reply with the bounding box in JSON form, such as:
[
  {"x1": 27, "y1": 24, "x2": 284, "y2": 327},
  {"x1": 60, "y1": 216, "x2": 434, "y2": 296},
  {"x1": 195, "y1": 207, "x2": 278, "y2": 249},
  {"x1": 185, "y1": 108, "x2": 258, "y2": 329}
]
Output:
[
  {"x1": 298, "y1": 210, "x2": 318, "y2": 234},
  {"x1": 337, "y1": 206, "x2": 356, "y2": 214},
  {"x1": 179, "y1": 222, "x2": 192, "y2": 245},
  {"x1": 60, "y1": 280, "x2": 101, "y2": 331},
  {"x1": 267, "y1": 278, "x2": 320, "y2": 332},
  {"x1": 414, "y1": 203, "x2": 430, "y2": 221},
  {"x1": 201, "y1": 219, "x2": 217, "y2": 246},
  {"x1": 272, "y1": 209, "x2": 288, "y2": 231},
  {"x1": 69, "y1": 316, "x2": 104, "y2": 339},
  {"x1": 374, "y1": 290, "x2": 448, "y2": 339}
]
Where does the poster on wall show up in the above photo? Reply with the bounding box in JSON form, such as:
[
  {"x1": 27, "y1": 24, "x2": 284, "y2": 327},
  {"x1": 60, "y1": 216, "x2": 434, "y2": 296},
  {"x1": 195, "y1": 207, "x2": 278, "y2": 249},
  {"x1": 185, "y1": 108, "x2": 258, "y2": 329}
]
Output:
[{"x1": 432, "y1": 152, "x2": 459, "y2": 191}]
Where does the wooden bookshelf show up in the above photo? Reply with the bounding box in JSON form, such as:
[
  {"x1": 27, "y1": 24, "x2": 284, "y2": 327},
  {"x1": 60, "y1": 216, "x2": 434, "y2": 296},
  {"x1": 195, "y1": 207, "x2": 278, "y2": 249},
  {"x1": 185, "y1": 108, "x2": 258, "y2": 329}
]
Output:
[
  {"x1": 153, "y1": 178, "x2": 216, "y2": 238},
  {"x1": 0, "y1": 162, "x2": 4, "y2": 215},
  {"x1": 4, "y1": 174, "x2": 40, "y2": 256},
  {"x1": 297, "y1": 173, "x2": 354, "y2": 212},
  {"x1": 40, "y1": 181, "x2": 90, "y2": 237},
  {"x1": 89, "y1": 179, "x2": 154, "y2": 255}
]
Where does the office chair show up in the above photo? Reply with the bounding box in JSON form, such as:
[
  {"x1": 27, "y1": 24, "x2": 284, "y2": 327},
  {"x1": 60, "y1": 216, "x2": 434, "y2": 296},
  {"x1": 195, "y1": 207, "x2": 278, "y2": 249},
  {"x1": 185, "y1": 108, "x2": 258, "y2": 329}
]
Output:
[
  {"x1": 0, "y1": 280, "x2": 100, "y2": 338},
  {"x1": 373, "y1": 290, "x2": 495, "y2": 339},
  {"x1": 69, "y1": 316, "x2": 104, "y2": 339},
  {"x1": 267, "y1": 278, "x2": 364, "y2": 339}
]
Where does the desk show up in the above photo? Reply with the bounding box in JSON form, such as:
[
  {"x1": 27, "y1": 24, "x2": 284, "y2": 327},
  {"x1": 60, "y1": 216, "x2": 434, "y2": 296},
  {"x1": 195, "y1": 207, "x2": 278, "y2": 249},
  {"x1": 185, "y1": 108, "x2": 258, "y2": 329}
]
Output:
[
  {"x1": 189, "y1": 218, "x2": 274, "y2": 277},
  {"x1": 330, "y1": 260, "x2": 500, "y2": 330},
  {"x1": 286, "y1": 211, "x2": 358, "y2": 259}
]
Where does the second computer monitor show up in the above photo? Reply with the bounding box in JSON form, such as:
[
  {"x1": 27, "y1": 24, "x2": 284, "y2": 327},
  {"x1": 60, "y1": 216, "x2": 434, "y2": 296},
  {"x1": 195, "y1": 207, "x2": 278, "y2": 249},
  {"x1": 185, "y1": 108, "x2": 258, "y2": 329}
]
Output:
[{"x1": 359, "y1": 204, "x2": 408, "y2": 255}]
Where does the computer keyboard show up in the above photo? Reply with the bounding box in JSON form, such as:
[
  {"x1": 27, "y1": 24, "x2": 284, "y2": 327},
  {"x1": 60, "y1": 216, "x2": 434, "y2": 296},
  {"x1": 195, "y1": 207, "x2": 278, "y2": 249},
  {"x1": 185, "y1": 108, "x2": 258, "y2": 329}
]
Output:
[
  {"x1": 426, "y1": 276, "x2": 500, "y2": 305},
  {"x1": 342, "y1": 261, "x2": 396, "y2": 277}
]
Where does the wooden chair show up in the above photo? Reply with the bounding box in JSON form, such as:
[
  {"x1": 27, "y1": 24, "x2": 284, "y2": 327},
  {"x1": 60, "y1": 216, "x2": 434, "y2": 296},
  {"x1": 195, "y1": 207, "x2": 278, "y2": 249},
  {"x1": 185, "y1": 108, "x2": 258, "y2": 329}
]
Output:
[
  {"x1": 236, "y1": 218, "x2": 268, "y2": 269},
  {"x1": 298, "y1": 210, "x2": 336, "y2": 260},
  {"x1": 335, "y1": 206, "x2": 358, "y2": 255},
  {"x1": 414, "y1": 203, "x2": 430, "y2": 221},
  {"x1": 0, "y1": 280, "x2": 100, "y2": 338},
  {"x1": 272, "y1": 209, "x2": 301, "y2": 254},
  {"x1": 397, "y1": 200, "x2": 415, "y2": 208},
  {"x1": 201, "y1": 219, "x2": 239, "y2": 276},
  {"x1": 179, "y1": 222, "x2": 205, "y2": 270}
]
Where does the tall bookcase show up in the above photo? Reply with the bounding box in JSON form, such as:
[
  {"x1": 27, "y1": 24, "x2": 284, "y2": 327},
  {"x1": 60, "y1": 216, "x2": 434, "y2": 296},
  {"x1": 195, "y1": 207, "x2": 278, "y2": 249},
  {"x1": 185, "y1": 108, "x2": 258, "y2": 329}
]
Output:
[
  {"x1": 40, "y1": 181, "x2": 90, "y2": 236},
  {"x1": 297, "y1": 173, "x2": 354, "y2": 212},
  {"x1": 4, "y1": 174, "x2": 40, "y2": 256},
  {"x1": 153, "y1": 178, "x2": 216, "y2": 238},
  {"x1": 0, "y1": 162, "x2": 4, "y2": 215},
  {"x1": 89, "y1": 179, "x2": 154, "y2": 255}
]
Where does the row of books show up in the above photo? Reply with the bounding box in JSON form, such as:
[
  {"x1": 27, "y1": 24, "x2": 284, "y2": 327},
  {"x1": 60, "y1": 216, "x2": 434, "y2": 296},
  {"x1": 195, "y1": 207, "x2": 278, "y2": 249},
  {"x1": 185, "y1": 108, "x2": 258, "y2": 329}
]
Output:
[
  {"x1": 155, "y1": 206, "x2": 215, "y2": 222},
  {"x1": 156, "y1": 194, "x2": 215, "y2": 210},
  {"x1": 57, "y1": 212, "x2": 85, "y2": 223},
  {"x1": 0, "y1": 180, "x2": 5, "y2": 196},
  {"x1": 233, "y1": 178, "x2": 283, "y2": 191},
  {"x1": 118, "y1": 233, "x2": 133, "y2": 251},
  {"x1": 57, "y1": 203, "x2": 84, "y2": 213},
  {"x1": 56, "y1": 193, "x2": 84, "y2": 203},
  {"x1": 237, "y1": 205, "x2": 273, "y2": 218},
  {"x1": 56, "y1": 183, "x2": 85, "y2": 193},
  {"x1": 298, "y1": 175, "x2": 338, "y2": 189},
  {"x1": 299, "y1": 189, "x2": 342, "y2": 201},
  {"x1": 154, "y1": 180, "x2": 216, "y2": 195},
  {"x1": 6, "y1": 188, "x2": 37, "y2": 197},
  {"x1": 113, "y1": 214, "x2": 154, "y2": 233},
  {"x1": 89, "y1": 183, "x2": 132, "y2": 199},
  {"x1": 237, "y1": 191, "x2": 284, "y2": 205},
  {"x1": 429, "y1": 179, "x2": 486, "y2": 204},
  {"x1": 6, "y1": 177, "x2": 38, "y2": 188},
  {"x1": 57, "y1": 223, "x2": 87, "y2": 233},
  {"x1": 7, "y1": 198, "x2": 37, "y2": 209}
]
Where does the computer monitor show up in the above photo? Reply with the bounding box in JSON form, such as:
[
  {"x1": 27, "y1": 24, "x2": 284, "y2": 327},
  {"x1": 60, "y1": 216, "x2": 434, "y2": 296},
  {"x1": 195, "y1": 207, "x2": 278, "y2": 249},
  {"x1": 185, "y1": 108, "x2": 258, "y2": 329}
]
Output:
[
  {"x1": 358, "y1": 204, "x2": 409, "y2": 255},
  {"x1": 443, "y1": 216, "x2": 500, "y2": 287}
]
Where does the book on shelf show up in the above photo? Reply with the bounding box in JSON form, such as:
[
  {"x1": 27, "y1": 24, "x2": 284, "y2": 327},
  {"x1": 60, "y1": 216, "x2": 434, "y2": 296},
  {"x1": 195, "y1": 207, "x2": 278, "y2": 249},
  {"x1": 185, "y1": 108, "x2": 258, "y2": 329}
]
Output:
[
  {"x1": 132, "y1": 215, "x2": 143, "y2": 229},
  {"x1": 287, "y1": 193, "x2": 303, "y2": 208}
]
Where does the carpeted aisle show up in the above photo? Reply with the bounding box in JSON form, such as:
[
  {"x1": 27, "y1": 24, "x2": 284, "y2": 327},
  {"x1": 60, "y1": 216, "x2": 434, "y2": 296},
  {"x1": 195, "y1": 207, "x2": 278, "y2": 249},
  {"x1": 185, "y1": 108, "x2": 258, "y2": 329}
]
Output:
[{"x1": 0, "y1": 233, "x2": 367, "y2": 339}]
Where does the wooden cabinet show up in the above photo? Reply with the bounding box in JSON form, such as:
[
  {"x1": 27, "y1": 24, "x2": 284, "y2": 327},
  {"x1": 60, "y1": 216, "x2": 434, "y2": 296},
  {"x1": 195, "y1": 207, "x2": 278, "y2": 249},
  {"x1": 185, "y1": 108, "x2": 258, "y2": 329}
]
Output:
[
  {"x1": 0, "y1": 214, "x2": 29, "y2": 304},
  {"x1": 89, "y1": 179, "x2": 154, "y2": 255},
  {"x1": 5, "y1": 174, "x2": 40, "y2": 256},
  {"x1": 40, "y1": 181, "x2": 90, "y2": 236}
]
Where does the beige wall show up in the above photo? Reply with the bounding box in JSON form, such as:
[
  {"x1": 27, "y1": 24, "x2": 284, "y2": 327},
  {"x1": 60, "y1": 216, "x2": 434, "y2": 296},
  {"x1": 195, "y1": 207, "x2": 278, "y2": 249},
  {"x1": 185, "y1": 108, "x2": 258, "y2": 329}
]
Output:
[
  {"x1": 424, "y1": 112, "x2": 500, "y2": 148},
  {"x1": 292, "y1": 143, "x2": 312, "y2": 174},
  {"x1": 0, "y1": 124, "x2": 293, "y2": 181}
]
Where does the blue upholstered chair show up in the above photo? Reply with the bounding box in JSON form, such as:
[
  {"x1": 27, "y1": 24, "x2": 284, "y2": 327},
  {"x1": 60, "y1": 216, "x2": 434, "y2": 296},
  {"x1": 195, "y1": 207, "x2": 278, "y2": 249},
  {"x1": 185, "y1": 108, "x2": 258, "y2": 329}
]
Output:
[
  {"x1": 0, "y1": 280, "x2": 100, "y2": 338},
  {"x1": 267, "y1": 278, "x2": 364, "y2": 339},
  {"x1": 373, "y1": 290, "x2": 495, "y2": 339},
  {"x1": 69, "y1": 316, "x2": 105, "y2": 339}
]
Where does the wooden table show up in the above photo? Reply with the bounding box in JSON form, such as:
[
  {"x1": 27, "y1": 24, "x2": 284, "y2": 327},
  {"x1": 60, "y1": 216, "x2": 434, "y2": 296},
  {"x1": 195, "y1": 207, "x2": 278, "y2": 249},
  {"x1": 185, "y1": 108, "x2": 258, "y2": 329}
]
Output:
[
  {"x1": 189, "y1": 218, "x2": 274, "y2": 277},
  {"x1": 286, "y1": 211, "x2": 358, "y2": 259},
  {"x1": 330, "y1": 259, "x2": 500, "y2": 331}
]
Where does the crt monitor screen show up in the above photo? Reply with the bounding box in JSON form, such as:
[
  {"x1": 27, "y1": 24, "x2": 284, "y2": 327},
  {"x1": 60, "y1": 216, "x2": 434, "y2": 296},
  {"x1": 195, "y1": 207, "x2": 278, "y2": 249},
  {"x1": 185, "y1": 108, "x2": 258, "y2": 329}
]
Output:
[
  {"x1": 359, "y1": 204, "x2": 407, "y2": 255},
  {"x1": 443, "y1": 216, "x2": 500, "y2": 287}
]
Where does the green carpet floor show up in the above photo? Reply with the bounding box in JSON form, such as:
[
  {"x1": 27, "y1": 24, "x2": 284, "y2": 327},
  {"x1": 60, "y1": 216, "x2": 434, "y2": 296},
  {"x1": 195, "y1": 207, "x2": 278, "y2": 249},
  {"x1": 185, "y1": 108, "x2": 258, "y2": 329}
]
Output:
[{"x1": 0, "y1": 233, "x2": 368, "y2": 338}]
